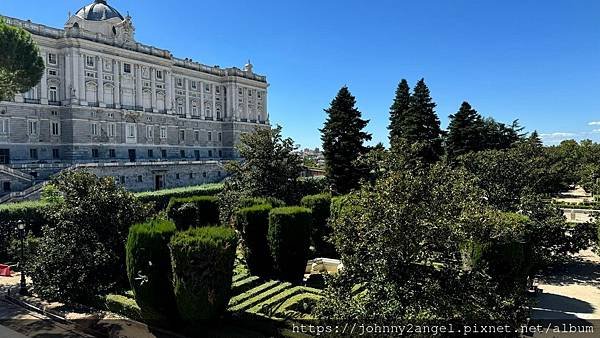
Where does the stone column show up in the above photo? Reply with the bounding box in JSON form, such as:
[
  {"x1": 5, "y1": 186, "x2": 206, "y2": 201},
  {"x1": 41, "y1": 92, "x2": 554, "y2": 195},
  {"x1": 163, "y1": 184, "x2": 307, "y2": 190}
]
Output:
[
  {"x1": 244, "y1": 87, "x2": 249, "y2": 120},
  {"x1": 64, "y1": 52, "x2": 72, "y2": 104},
  {"x1": 200, "y1": 82, "x2": 205, "y2": 119},
  {"x1": 184, "y1": 78, "x2": 190, "y2": 118},
  {"x1": 165, "y1": 71, "x2": 172, "y2": 113},
  {"x1": 264, "y1": 90, "x2": 268, "y2": 122},
  {"x1": 79, "y1": 52, "x2": 87, "y2": 105},
  {"x1": 232, "y1": 84, "x2": 238, "y2": 121},
  {"x1": 211, "y1": 84, "x2": 216, "y2": 121},
  {"x1": 151, "y1": 68, "x2": 157, "y2": 112},
  {"x1": 40, "y1": 52, "x2": 48, "y2": 105},
  {"x1": 97, "y1": 57, "x2": 105, "y2": 107},
  {"x1": 135, "y1": 64, "x2": 142, "y2": 109},
  {"x1": 114, "y1": 60, "x2": 121, "y2": 108}
]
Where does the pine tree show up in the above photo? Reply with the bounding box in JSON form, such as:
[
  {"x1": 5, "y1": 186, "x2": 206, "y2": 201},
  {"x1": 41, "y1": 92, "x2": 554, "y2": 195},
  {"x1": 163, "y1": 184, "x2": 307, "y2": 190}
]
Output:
[
  {"x1": 388, "y1": 79, "x2": 411, "y2": 150},
  {"x1": 446, "y1": 101, "x2": 485, "y2": 159},
  {"x1": 320, "y1": 86, "x2": 372, "y2": 195},
  {"x1": 405, "y1": 78, "x2": 443, "y2": 162}
]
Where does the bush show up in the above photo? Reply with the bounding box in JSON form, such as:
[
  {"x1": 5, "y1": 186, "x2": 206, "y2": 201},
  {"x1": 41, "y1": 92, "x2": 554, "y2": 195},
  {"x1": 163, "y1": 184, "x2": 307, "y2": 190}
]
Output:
[
  {"x1": 300, "y1": 194, "x2": 335, "y2": 258},
  {"x1": 29, "y1": 171, "x2": 152, "y2": 303},
  {"x1": 235, "y1": 204, "x2": 273, "y2": 277},
  {"x1": 166, "y1": 195, "x2": 219, "y2": 230},
  {"x1": 126, "y1": 219, "x2": 178, "y2": 323},
  {"x1": 268, "y1": 207, "x2": 312, "y2": 283},
  {"x1": 136, "y1": 183, "x2": 223, "y2": 211},
  {"x1": 105, "y1": 294, "x2": 142, "y2": 321},
  {"x1": 169, "y1": 226, "x2": 237, "y2": 321},
  {"x1": 239, "y1": 196, "x2": 286, "y2": 209},
  {"x1": 0, "y1": 201, "x2": 48, "y2": 261}
]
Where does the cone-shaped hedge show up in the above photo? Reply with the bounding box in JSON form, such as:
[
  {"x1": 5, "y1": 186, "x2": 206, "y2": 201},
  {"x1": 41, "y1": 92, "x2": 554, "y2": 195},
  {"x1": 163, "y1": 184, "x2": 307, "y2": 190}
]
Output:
[
  {"x1": 169, "y1": 226, "x2": 237, "y2": 322},
  {"x1": 126, "y1": 218, "x2": 177, "y2": 324},
  {"x1": 268, "y1": 207, "x2": 312, "y2": 283},
  {"x1": 166, "y1": 195, "x2": 219, "y2": 230},
  {"x1": 300, "y1": 193, "x2": 336, "y2": 258},
  {"x1": 235, "y1": 203, "x2": 273, "y2": 277}
]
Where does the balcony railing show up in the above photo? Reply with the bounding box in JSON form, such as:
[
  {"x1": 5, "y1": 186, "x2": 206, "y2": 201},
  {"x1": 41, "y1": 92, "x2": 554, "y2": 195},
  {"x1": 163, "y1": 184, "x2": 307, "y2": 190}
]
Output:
[
  {"x1": 24, "y1": 98, "x2": 40, "y2": 104},
  {"x1": 88, "y1": 102, "x2": 99, "y2": 107},
  {"x1": 105, "y1": 104, "x2": 115, "y2": 108},
  {"x1": 48, "y1": 101, "x2": 62, "y2": 106}
]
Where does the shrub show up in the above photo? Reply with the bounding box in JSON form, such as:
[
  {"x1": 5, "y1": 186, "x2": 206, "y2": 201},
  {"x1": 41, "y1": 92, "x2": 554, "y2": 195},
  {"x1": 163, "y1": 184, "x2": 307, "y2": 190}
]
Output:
[
  {"x1": 136, "y1": 183, "x2": 223, "y2": 211},
  {"x1": 235, "y1": 204, "x2": 273, "y2": 277},
  {"x1": 29, "y1": 171, "x2": 152, "y2": 303},
  {"x1": 166, "y1": 195, "x2": 219, "y2": 230},
  {"x1": 268, "y1": 207, "x2": 312, "y2": 283},
  {"x1": 105, "y1": 294, "x2": 142, "y2": 321},
  {"x1": 0, "y1": 201, "x2": 48, "y2": 261},
  {"x1": 126, "y1": 219, "x2": 178, "y2": 323},
  {"x1": 169, "y1": 226, "x2": 237, "y2": 321},
  {"x1": 239, "y1": 196, "x2": 286, "y2": 209},
  {"x1": 300, "y1": 194, "x2": 335, "y2": 258}
]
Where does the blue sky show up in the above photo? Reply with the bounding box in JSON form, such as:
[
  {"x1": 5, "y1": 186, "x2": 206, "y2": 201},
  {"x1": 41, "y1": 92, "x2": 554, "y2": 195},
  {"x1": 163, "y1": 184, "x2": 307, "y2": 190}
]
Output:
[{"x1": 1, "y1": 0, "x2": 599, "y2": 148}]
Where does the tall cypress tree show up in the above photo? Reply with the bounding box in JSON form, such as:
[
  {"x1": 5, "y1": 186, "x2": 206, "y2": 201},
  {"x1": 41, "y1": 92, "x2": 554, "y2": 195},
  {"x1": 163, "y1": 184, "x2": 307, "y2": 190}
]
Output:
[
  {"x1": 320, "y1": 86, "x2": 372, "y2": 195},
  {"x1": 446, "y1": 101, "x2": 485, "y2": 159},
  {"x1": 406, "y1": 78, "x2": 443, "y2": 162},
  {"x1": 388, "y1": 79, "x2": 411, "y2": 150}
]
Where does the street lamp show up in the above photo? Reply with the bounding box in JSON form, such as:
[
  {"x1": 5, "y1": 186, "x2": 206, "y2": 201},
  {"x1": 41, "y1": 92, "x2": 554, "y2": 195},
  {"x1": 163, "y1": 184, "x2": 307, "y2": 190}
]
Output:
[{"x1": 17, "y1": 220, "x2": 27, "y2": 296}]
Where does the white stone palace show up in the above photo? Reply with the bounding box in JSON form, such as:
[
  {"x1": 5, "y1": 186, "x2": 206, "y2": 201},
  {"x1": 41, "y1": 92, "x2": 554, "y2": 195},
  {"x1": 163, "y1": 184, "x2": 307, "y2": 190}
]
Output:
[{"x1": 0, "y1": 0, "x2": 269, "y2": 199}]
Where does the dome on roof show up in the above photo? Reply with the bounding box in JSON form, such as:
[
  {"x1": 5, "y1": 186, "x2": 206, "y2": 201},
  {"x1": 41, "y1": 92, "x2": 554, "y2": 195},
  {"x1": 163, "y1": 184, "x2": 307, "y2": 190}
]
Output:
[{"x1": 75, "y1": 0, "x2": 124, "y2": 21}]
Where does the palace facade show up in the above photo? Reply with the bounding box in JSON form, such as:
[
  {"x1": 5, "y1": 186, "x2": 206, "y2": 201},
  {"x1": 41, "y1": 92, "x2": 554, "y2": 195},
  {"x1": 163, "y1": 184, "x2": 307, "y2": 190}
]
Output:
[{"x1": 0, "y1": 0, "x2": 269, "y2": 198}]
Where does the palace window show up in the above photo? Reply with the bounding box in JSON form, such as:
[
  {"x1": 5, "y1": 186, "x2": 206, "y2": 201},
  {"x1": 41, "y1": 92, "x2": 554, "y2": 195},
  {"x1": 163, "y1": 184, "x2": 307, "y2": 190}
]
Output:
[
  {"x1": 156, "y1": 70, "x2": 163, "y2": 80},
  {"x1": 86, "y1": 56, "x2": 95, "y2": 67},
  {"x1": 258, "y1": 92, "x2": 262, "y2": 99},
  {"x1": 48, "y1": 69, "x2": 57, "y2": 76},
  {"x1": 176, "y1": 78, "x2": 183, "y2": 87},
  {"x1": 191, "y1": 102, "x2": 198, "y2": 116},
  {"x1": 109, "y1": 149, "x2": 116, "y2": 158},
  {"x1": 205, "y1": 107, "x2": 211, "y2": 117},
  {"x1": 49, "y1": 86, "x2": 58, "y2": 102},
  {"x1": 48, "y1": 53, "x2": 57, "y2": 65},
  {"x1": 51, "y1": 121, "x2": 61, "y2": 136},
  {"x1": 179, "y1": 129, "x2": 185, "y2": 142},
  {"x1": 191, "y1": 81, "x2": 197, "y2": 90},
  {"x1": 0, "y1": 118, "x2": 9, "y2": 135},
  {"x1": 91, "y1": 123, "x2": 98, "y2": 136},
  {"x1": 30, "y1": 148, "x2": 38, "y2": 159},
  {"x1": 208, "y1": 150, "x2": 213, "y2": 157},
  {"x1": 219, "y1": 150, "x2": 222, "y2": 157},
  {"x1": 28, "y1": 120, "x2": 38, "y2": 135},
  {"x1": 160, "y1": 126, "x2": 167, "y2": 139},
  {"x1": 180, "y1": 150, "x2": 185, "y2": 158},
  {"x1": 216, "y1": 86, "x2": 221, "y2": 94},
  {"x1": 92, "y1": 148, "x2": 99, "y2": 158},
  {"x1": 107, "y1": 123, "x2": 116, "y2": 137},
  {"x1": 127, "y1": 124, "x2": 136, "y2": 138},
  {"x1": 148, "y1": 149, "x2": 154, "y2": 158},
  {"x1": 218, "y1": 132, "x2": 222, "y2": 142},
  {"x1": 194, "y1": 130, "x2": 199, "y2": 142},
  {"x1": 123, "y1": 63, "x2": 131, "y2": 74},
  {"x1": 51, "y1": 111, "x2": 58, "y2": 116},
  {"x1": 52, "y1": 148, "x2": 60, "y2": 159},
  {"x1": 177, "y1": 101, "x2": 184, "y2": 115},
  {"x1": 161, "y1": 149, "x2": 167, "y2": 158},
  {"x1": 208, "y1": 131, "x2": 212, "y2": 141},
  {"x1": 205, "y1": 85, "x2": 211, "y2": 93}
]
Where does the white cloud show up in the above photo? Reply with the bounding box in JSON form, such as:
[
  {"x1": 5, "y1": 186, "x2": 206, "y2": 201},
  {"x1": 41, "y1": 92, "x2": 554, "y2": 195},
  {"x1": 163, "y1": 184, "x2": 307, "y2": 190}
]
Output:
[
  {"x1": 540, "y1": 132, "x2": 575, "y2": 138},
  {"x1": 588, "y1": 121, "x2": 600, "y2": 126}
]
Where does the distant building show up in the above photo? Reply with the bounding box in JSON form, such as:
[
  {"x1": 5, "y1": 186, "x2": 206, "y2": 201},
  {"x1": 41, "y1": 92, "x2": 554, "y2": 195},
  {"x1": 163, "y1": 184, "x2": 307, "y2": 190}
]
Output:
[{"x1": 0, "y1": 0, "x2": 269, "y2": 199}]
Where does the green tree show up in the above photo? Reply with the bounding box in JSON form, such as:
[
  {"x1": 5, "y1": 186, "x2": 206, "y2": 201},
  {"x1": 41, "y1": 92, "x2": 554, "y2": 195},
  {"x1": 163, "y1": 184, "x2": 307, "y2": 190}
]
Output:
[
  {"x1": 480, "y1": 118, "x2": 524, "y2": 150},
  {"x1": 29, "y1": 171, "x2": 152, "y2": 303},
  {"x1": 446, "y1": 101, "x2": 485, "y2": 159},
  {"x1": 0, "y1": 20, "x2": 45, "y2": 100},
  {"x1": 320, "y1": 86, "x2": 372, "y2": 195},
  {"x1": 219, "y1": 125, "x2": 302, "y2": 224},
  {"x1": 402, "y1": 78, "x2": 444, "y2": 163},
  {"x1": 388, "y1": 79, "x2": 411, "y2": 150}
]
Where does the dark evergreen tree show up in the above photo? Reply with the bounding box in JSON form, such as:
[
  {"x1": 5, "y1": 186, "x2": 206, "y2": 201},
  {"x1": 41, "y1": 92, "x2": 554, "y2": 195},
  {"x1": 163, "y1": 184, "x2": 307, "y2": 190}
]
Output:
[
  {"x1": 405, "y1": 78, "x2": 444, "y2": 163},
  {"x1": 388, "y1": 79, "x2": 411, "y2": 150},
  {"x1": 321, "y1": 86, "x2": 372, "y2": 195},
  {"x1": 446, "y1": 101, "x2": 485, "y2": 159},
  {"x1": 481, "y1": 118, "x2": 524, "y2": 150}
]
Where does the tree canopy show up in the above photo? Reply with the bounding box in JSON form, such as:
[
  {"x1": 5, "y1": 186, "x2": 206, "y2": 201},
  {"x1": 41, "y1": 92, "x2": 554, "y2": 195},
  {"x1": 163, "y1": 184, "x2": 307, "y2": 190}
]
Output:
[{"x1": 0, "y1": 20, "x2": 45, "y2": 101}]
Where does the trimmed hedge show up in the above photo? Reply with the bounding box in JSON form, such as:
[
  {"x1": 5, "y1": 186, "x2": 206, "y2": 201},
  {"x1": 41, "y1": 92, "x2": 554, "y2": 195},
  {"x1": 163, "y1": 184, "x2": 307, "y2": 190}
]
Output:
[
  {"x1": 105, "y1": 294, "x2": 142, "y2": 321},
  {"x1": 235, "y1": 204, "x2": 273, "y2": 277},
  {"x1": 136, "y1": 183, "x2": 223, "y2": 211},
  {"x1": 268, "y1": 207, "x2": 312, "y2": 283},
  {"x1": 239, "y1": 197, "x2": 286, "y2": 209},
  {"x1": 0, "y1": 201, "x2": 49, "y2": 261},
  {"x1": 166, "y1": 195, "x2": 219, "y2": 230},
  {"x1": 169, "y1": 226, "x2": 237, "y2": 321},
  {"x1": 300, "y1": 193, "x2": 336, "y2": 258},
  {"x1": 126, "y1": 218, "x2": 178, "y2": 324}
]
